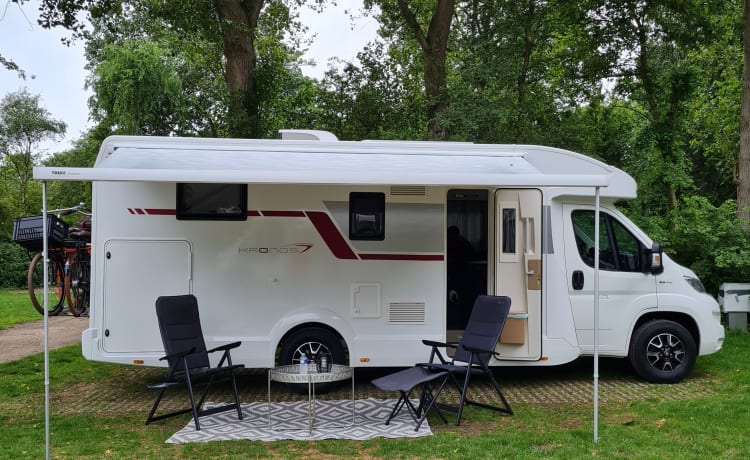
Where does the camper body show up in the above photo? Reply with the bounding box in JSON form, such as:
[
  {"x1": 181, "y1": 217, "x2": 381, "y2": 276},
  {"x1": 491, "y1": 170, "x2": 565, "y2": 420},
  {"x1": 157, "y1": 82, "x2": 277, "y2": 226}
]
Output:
[{"x1": 34, "y1": 131, "x2": 724, "y2": 383}]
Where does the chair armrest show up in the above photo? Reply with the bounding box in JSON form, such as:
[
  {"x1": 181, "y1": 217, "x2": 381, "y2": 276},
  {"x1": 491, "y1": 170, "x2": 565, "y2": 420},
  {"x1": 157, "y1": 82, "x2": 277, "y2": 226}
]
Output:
[
  {"x1": 159, "y1": 347, "x2": 196, "y2": 362},
  {"x1": 207, "y1": 341, "x2": 241, "y2": 354},
  {"x1": 422, "y1": 339, "x2": 456, "y2": 349},
  {"x1": 421, "y1": 339, "x2": 454, "y2": 365}
]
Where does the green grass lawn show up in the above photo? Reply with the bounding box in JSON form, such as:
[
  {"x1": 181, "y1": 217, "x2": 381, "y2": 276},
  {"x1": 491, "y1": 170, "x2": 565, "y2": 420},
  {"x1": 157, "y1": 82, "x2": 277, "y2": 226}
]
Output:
[
  {"x1": 1, "y1": 322, "x2": 749, "y2": 459},
  {"x1": 0, "y1": 290, "x2": 44, "y2": 329}
]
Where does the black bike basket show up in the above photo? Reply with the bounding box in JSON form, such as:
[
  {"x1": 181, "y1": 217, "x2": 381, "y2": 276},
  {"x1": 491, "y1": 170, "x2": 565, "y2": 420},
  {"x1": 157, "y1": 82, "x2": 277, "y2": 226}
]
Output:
[{"x1": 12, "y1": 215, "x2": 69, "y2": 251}]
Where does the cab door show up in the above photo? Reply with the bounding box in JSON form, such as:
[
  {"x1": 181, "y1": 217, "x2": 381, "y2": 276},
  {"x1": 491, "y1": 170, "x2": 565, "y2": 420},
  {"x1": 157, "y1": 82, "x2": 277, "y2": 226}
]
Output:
[
  {"x1": 494, "y1": 189, "x2": 542, "y2": 360},
  {"x1": 563, "y1": 205, "x2": 657, "y2": 354}
]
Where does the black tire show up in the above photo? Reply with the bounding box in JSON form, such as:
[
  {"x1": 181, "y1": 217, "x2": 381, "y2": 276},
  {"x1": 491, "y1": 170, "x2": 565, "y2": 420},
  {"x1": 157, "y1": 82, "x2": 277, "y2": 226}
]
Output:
[
  {"x1": 28, "y1": 252, "x2": 66, "y2": 316},
  {"x1": 629, "y1": 320, "x2": 697, "y2": 383},
  {"x1": 278, "y1": 327, "x2": 347, "y2": 393},
  {"x1": 65, "y1": 252, "x2": 90, "y2": 317}
]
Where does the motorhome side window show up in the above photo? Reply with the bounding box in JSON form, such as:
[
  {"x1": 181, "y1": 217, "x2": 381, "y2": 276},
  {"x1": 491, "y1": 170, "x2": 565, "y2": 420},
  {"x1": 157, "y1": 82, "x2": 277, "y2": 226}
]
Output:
[
  {"x1": 571, "y1": 210, "x2": 641, "y2": 272},
  {"x1": 176, "y1": 183, "x2": 248, "y2": 221},
  {"x1": 502, "y1": 208, "x2": 516, "y2": 254},
  {"x1": 349, "y1": 192, "x2": 385, "y2": 240}
]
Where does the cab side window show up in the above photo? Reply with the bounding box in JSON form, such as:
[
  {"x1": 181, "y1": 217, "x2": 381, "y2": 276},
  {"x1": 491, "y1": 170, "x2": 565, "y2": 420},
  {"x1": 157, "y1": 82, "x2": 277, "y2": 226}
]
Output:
[{"x1": 571, "y1": 210, "x2": 642, "y2": 272}]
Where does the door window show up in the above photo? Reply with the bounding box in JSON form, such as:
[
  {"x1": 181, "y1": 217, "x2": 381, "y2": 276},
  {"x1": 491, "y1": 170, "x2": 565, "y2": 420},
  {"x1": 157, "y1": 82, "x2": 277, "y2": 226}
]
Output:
[{"x1": 571, "y1": 210, "x2": 642, "y2": 272}]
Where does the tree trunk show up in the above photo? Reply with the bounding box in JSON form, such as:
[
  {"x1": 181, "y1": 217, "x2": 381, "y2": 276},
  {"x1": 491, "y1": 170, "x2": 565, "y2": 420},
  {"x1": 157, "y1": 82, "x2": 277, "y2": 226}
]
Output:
[
  {"x1": 214, "y1": 0, "x2": 264, "y2": 138},
  {"x1": 739, "y1": 0, "x2": 750, "y2": 221},
  {"x1": 396, "y1": 0, "x2": 455, "y2": 140},
  {"x1": 514, "y1": 0, "x2": 536, "y2": 143}
]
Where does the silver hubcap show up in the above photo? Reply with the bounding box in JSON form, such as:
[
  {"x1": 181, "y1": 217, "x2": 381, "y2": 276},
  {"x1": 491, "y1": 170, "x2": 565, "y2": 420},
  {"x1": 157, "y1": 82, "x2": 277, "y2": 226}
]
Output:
[
  {"x1": 646, "y1": 332, "x2": 685, "y2": 372},
  {"x1": 292, "y1": 341, "x2": 329, "y2": 364}
]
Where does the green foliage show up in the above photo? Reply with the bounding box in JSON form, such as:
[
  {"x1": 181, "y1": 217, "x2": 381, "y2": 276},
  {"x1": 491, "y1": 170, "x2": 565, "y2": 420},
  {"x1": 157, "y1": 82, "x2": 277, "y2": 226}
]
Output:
[
  {"x1": 0, "y1": 238, "x2": 30, "y2": 290},
  {"x1": 0, "y1": 89, "x2": 66, "y2": 215},
  {"x1": 91, "y1": 39, "x2": 184, "y2": 135},
  {"x1": 319, "y1": 40, "x2": 426, "y2": 140},
  {"x1": 626, "y1": 196, "x2": 750, "y2": 294},
  {"x1": 7, "y1": 0, "x2": 750, "y2": 297}
]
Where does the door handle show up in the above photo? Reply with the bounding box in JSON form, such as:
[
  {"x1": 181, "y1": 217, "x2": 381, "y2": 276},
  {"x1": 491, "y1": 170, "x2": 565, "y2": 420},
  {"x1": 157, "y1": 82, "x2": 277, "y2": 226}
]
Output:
[{"x1": 572, "y1": 270, "x2": 584, "y2": 290}]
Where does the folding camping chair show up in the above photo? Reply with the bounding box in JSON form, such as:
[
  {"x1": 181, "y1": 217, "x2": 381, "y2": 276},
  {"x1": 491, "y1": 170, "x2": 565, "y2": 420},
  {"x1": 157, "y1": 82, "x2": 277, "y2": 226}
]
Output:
[
  {"x1": 419, "y1": 294, "x2": 513, "y2": 425},
  {"x1": 145, "y1": 294, "x2": 245, "y2": 431}
]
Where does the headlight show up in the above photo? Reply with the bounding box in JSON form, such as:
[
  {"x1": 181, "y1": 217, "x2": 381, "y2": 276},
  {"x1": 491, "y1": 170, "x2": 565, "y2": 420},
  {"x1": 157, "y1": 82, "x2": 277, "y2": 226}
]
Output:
[{"x1": 684, "y1": 276, "x2": 706, "y2": 293}]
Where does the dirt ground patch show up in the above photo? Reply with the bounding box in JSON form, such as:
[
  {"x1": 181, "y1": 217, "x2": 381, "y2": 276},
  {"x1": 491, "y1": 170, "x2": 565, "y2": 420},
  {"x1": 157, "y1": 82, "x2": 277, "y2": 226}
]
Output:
[{"x1": 0, "y1": 315, "x2": 88, "y2": 364}]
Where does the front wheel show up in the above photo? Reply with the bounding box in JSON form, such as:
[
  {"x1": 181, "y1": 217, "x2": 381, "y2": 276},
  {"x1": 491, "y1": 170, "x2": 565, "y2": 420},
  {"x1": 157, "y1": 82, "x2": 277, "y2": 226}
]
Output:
[
  {"x1": 278, "y1": 327, "x2": 347, "y2": 393},
  {"x1": 629, "y1": 320, "x2": 697, "y2": 383},
  {"x1": 28, "y1": 252, "x2": 66, "y2": 316}
]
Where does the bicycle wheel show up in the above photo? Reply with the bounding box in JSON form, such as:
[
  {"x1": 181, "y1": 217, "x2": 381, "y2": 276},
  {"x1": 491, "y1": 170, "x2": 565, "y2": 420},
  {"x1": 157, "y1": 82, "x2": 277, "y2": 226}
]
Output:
[
  {"x1": 65, "y1": 251, "x2": 90, "y2": 317},
  {"x1": 28, "y1": 252, "x2": 66, "y2": 316}
]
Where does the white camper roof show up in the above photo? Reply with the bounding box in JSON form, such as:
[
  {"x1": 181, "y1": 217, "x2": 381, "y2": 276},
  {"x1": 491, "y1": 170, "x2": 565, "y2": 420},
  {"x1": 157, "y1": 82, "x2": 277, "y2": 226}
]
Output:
[{"x1": 33, "y1": 130, "x2": 636, "y2": 197}]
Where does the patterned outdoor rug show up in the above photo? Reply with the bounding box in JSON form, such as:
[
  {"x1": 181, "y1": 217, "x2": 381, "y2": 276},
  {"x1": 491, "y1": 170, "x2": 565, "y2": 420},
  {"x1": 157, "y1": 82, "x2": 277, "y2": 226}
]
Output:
[{"x1": 166, "y1": 398, "x2": 433, "y2": 443}]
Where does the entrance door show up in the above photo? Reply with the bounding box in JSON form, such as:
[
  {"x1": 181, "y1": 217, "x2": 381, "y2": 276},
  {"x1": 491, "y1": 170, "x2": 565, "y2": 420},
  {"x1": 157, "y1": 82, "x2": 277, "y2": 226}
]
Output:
[
  {"x1": 446, "y1": 189, "x2": 488, "y2": 331},
  {"x1": 494, "y1": 189, "x2": 542, "y2": 360}
]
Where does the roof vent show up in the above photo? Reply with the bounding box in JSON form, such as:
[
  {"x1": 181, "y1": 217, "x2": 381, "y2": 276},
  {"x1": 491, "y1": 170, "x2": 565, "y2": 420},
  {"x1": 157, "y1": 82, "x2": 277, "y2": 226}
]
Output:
[{"x1": 278, "y1": 129, "x2": 338, "y2": 141}]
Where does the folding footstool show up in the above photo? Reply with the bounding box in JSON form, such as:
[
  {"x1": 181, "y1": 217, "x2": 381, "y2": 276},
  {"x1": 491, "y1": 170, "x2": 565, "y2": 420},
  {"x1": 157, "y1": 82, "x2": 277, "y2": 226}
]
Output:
[{"x1": 371, "y1": 367, "x2": 449, "y2": 431}]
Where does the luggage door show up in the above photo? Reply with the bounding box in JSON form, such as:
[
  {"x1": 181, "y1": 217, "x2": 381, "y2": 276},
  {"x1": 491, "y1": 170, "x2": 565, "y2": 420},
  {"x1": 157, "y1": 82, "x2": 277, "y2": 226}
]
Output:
[
  {"x1": 102, "y1": 239, "x2": 192, "y2": 353},
  {"x1": 494, "y1": 189, "x2": 542, "y2": 360}
]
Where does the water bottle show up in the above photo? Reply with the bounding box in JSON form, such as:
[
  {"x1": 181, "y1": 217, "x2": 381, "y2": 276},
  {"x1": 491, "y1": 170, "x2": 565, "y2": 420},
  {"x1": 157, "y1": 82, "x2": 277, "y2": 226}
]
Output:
[
  {"x1": 299, "y1": 353, "x2": 308, "y2": 374},
  {"x1": 319, "y1": 352, "x2": 329, "y2": 373}
]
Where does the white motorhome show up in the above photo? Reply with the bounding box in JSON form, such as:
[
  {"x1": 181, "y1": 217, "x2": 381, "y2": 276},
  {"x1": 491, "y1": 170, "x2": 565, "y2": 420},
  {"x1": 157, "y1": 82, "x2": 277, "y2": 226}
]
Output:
[{"x1": 34, "y1": 130, "x2": 724, "y2": 383}]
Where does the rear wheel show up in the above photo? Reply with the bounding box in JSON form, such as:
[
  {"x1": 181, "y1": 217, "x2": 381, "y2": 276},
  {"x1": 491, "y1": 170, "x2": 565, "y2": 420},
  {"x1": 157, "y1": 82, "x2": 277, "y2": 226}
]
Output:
[
  {"x1": 278, "y1": 327, "x2": 347, "y2": 393},
  {"x1": 629, "y1": 320, "x2": 697, "y2": 383},
  {"x1": 65, "y1": 252, "x2": 90, "y2": 317},
  {"x1": 28, "y1": 252, "x2": 66, "y2": 316}
]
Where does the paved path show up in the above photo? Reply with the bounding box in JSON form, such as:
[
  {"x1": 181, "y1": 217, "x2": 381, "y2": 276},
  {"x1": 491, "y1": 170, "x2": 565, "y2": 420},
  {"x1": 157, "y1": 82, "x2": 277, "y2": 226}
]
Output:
[{"x1": 0, "y1": 316, "x2": 88, "y2": 364}]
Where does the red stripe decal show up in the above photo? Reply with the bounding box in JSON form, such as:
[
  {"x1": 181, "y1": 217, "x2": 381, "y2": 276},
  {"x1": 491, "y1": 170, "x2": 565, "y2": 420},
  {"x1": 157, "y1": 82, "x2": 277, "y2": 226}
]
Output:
[
  {"x1": 128, "y1": 208, "x2": 135, "y2": 214},
  {"x1": 145, "y1": 208, "x2": 176, "y2": 215},
  {"x1": 247, "y1": 210, "x2": 261, "y2": 217},
  {"x1": 305, "y1": 211, "x2": 358, "y2": 260},
  {"x1": 359, "y1": 254, "x2": 444, "y2": 261},
  {"x1": 261, "y1": 210, "x2": 306, "y2": 217},
  {"x1": 136, "y1": 208, "x2": 146, "y2": 215}
]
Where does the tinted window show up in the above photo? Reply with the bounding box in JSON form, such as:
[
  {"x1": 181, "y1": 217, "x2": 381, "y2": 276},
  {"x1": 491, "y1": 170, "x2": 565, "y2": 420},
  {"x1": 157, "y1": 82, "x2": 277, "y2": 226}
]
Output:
[
  {"x1": 501, "y1": 208, "x2": 516, "y2": 254},
  {"x1": 176, "y1": 183, "x2": 247, "y2": 220},
  {"x1": 349, "y1": 192, "x2": 385, "y2": 240},
  {"x1": 571, "y1": 210, "x2": 642, "y2": 272}
]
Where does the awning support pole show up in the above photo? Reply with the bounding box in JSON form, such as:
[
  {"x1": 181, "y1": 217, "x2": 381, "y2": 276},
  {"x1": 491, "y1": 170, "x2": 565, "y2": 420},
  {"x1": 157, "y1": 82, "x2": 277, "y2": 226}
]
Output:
[
  {"x1": 42, "y1": 181, "x2": 50, "y2": 460},
  {"x1": 593, "y1": 187, "x2": 601, "y2": 443}
]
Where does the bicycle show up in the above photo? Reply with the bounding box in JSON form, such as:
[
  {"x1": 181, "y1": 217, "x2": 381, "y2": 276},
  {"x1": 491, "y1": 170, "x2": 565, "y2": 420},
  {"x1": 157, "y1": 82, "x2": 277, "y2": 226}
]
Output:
[{"x1": 13, "y1": 203, "x2": 92, "y2": 317}]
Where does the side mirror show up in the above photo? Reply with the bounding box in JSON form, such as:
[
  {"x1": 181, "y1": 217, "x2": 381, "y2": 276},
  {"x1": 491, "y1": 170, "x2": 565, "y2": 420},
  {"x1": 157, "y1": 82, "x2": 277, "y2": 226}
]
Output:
[{"x1": 649, "y1": 242, "x2": 664, "y2": 275}]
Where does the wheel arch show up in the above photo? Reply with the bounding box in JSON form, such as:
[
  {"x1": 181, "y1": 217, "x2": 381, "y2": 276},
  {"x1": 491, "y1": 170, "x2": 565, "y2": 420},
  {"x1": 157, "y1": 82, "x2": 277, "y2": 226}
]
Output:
[
  {"x1": 631, "y1": 311, "x2": 700, "y2": 354},
  {"x1": 276, "y1": 321, "x2": 348, "y2": 356}
]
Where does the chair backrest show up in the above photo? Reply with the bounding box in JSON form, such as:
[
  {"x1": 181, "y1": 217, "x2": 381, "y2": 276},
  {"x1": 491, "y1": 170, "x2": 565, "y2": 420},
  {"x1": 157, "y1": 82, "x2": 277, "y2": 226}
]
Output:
[
  {"x1": 155, "y1": 295, "x2": 210, "y2": 371},
  {"x1": 453, "y1": 295, "x2": 511, "y2": 366}
]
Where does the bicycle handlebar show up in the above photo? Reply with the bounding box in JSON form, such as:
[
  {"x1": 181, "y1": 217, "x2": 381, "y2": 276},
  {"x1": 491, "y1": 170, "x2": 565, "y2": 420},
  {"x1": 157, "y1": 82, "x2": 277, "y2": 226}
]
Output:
[{"x1": 46, "y1": 202, "x2": 91, "y2": 217}]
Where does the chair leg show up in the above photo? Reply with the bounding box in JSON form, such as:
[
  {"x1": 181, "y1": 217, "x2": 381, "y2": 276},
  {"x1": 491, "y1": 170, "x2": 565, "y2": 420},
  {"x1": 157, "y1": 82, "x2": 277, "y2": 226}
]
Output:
[
  {"x1": 145, "y1": 388, "x2": 168, "y2": 425},
  {"x1": 229, "y1": 368, "x2": 244, "y2": 420},
  {"x1": 455, "y1": 368, "x2": 473, "y2": 425},
  {"x1": 413, "y1": 376, "x2": 449, "y2": 431},
  {"x1": 384, "y1": 393, "x2": 409, "y2": 425},
  {"x1": 485, "y1": 368, "x2": 513, "y2": 415},
  {"x1": 462, "y1": 366, "x2": 513, "y2": 416},
  {"x1": 184, "y1": 370, "x2": 201, "y2": 431}
]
